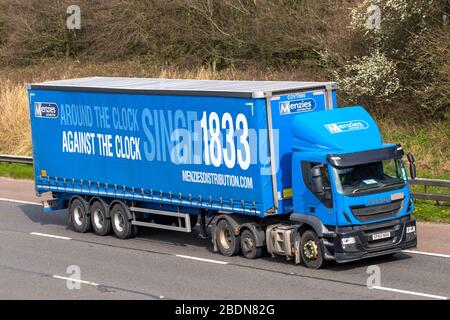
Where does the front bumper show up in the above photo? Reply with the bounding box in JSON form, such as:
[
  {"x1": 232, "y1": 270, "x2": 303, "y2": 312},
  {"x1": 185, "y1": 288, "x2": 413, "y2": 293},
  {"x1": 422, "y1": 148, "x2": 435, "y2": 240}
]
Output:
[{"x1": 324, "y1": 217, "x2": 417, "y2": 263}]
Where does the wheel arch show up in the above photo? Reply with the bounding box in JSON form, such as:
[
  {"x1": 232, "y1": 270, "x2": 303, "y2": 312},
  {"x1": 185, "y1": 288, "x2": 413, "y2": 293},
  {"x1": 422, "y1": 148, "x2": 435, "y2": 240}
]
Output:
[
  {"x1": 68, "y1": 195, "x2": 88, "y2": 208},
  {"x1": 68, "y1": 196, "x2": 89, "y2": 223},
  {"x1": 214, "y1": 214, "x2": 240, "y2": 235},
  {"x1": 214, "y1": 214, "x2": 266, "y2": 248},
  {"x1": 290, "y1": 213, "x2": 334, "y2": 238},
  {"x1": 88, "y1": 197, "x2": 111, "y2": 218},
  {"x1": 109, "y1": 199, "x2": 133, "y2": 220},
  {"x1": 240, "y1": 223, "x2": 266, "y2": 248}
]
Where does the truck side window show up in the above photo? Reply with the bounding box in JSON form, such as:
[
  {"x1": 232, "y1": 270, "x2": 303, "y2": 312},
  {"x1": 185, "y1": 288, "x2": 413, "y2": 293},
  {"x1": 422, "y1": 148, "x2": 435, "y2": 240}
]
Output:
[{"x1": 301, "y1": 161, "x2": 333, "y2": 208}]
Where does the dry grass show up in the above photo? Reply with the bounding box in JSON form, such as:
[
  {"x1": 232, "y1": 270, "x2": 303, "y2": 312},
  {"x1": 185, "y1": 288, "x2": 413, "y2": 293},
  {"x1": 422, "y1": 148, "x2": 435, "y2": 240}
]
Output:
[
  {"x1": 0, "y1": 59, "x2": 319, "y2": 157},
  {"x1": 0, "y1": 80, "x2": 31, "y2": 155},
  {"x1": 0, "y1": 60, "x2": 281, "y2": 156},
  {"x1": 0, "y1": 60, "x2": 448, "y2": 178}
]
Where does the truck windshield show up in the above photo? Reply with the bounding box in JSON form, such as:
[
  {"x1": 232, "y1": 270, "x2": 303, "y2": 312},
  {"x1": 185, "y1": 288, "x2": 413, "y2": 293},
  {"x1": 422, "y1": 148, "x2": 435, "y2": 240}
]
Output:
[{"x1": 332, "y1": 158, "x2": 407, "y2": 195}]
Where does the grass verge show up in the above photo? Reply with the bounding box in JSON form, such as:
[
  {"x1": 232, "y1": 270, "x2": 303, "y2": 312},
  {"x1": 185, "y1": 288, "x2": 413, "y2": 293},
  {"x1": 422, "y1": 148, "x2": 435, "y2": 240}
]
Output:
[
  {"x1": 413, "y1": 200, "x2": 450, "y2": 224},
  {"x1": 411, "y1": 173, "x2": 450, "y2": 223},
  {"x1": 0, "y1": 162, "x2": 34, "y2": 180}
]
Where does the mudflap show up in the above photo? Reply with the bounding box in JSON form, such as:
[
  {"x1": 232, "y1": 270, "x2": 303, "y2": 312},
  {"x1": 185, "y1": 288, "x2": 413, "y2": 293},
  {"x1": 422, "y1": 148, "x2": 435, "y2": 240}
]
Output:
[{"x1": 43, "y1": 198, "x2": 66, "y2": 213}]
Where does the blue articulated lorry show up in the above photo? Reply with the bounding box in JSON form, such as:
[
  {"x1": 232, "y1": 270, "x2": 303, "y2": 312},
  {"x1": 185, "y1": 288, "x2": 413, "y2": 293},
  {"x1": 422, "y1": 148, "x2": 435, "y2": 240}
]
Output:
[{"x1": 28, "y1": 77, "x2": 417, "y2": 268}]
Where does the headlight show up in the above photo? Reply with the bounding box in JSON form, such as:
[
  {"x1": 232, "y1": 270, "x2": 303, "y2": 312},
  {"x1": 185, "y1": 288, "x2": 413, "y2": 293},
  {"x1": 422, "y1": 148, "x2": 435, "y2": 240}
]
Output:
[
  {"x1": 341, "y1": 237, "x2": 356, "y2": 245},
  {"x1": 406, "y1": 226, "x2": 416, "y2": 234}
]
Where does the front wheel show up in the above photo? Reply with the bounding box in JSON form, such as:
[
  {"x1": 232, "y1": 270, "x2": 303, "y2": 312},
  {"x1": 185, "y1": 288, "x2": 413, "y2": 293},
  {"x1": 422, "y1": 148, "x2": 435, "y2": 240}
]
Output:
[{"x1": 300, "y1": 230, "x2": 325, "y2": 269}]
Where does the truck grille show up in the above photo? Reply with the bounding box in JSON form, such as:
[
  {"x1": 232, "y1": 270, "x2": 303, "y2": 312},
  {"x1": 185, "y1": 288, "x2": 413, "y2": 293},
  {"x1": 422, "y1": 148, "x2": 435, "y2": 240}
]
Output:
[{"x1": 350, "y1": 199, "x2": 403, "y2": 222}]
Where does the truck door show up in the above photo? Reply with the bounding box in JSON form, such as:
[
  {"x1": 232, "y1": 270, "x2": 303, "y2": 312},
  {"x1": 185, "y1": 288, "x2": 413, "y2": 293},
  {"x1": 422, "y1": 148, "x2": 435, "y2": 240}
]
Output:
[{"x1": 298, "y1": 161, "x2": 336, "y2": 226}]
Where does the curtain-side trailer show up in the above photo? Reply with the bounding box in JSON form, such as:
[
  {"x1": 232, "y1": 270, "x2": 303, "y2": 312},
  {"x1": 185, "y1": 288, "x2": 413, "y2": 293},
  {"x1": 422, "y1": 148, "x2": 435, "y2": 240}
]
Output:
[{"x1": 28, "y1": 78, "x2": 416, "y2": 268}]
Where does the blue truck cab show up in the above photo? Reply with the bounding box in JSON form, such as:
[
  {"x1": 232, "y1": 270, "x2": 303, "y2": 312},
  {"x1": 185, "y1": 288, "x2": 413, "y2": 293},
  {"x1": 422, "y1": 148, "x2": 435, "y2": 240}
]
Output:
[
  {"x1": 27, "y1": 77, "x2": 417, "y2": 269},
  {"x1": 288, "y1": 107, "x2": 417, "y2": 267}
]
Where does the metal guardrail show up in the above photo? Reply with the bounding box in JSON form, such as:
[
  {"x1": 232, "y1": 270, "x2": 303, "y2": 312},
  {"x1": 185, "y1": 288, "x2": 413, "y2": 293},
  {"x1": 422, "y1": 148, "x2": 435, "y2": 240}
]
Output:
[
  {"x1": 0, "y1": 154, "x2": 33, "y2": 165},
  {"x1": 0, "y1": 154, "x2": 448, "y2": 203},
  {"x1": 411, "y1": 178, "x2": 450, "y2": 188},
  {"x1": 410, "y1": 178, "x2": 450, "y2": 204}
]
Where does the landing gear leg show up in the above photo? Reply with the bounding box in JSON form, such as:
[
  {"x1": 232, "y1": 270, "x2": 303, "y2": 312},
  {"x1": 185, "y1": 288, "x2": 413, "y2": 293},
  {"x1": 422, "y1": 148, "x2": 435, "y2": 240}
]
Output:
[{"x1": 198, "y1": 209, "x2": 208, "y2": 239}]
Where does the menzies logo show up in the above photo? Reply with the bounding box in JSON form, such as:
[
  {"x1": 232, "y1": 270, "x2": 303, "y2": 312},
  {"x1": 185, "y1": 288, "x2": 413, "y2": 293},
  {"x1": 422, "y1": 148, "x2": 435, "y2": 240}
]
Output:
[
  {"x1": 324, "y1": 120, "x2": 369, "y2": 134},
  {"x1": 279, "y1": 98, "x2": 316, "y2": 115},
  {"x1": 34, "y1": 102, "x2": 59, "y2": 118}
]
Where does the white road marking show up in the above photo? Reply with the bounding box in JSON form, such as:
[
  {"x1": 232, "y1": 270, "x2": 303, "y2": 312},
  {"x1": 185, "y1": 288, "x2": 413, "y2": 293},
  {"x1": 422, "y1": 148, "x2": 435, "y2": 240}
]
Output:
[
  {"x1": 3, "y1": 196, "x2": 449, "y2": 300},
  {"x1": 30, "y1": 232, "x2": 72, "y2": 240},
  {"x1": 403, "y1": 250, "x2": 450, "y2": 259},
  {"x1": 175, "y1": 254, "x2": 449, "y2": 300},
  {"x1": 0, "y1": 197, "x2": 41, "y2": 206},
  {"x1": 52, "y1": 275, "x2": 99, "y2": 286},
  {"x1": 176, "y1": 254, "x2": 229, "y2": 265},
  {"x1": 371, "y1": 286, "x2": 449, "y2": 300}
]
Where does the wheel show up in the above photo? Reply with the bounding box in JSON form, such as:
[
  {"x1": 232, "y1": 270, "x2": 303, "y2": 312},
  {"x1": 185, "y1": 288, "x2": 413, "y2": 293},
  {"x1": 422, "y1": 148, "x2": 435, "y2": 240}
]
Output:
[
  {"x1": 300, "y1": 230, "x2": 325, "y2": 269},
  {"x1": 240, "y1": 229, "x2": 263, "y2": 259},
  {"x1": 90, "y1": 201, "x2": 111, "y2": 236},
  {"x1": 70, "y1": 199, "x2": 91, "y2": 233},
  {"x1": 69, "y1": 198, "x2": 91, "y2": 233},
  {"x1": 111, "y1": 203, "x2": 137, "y2": 239},
  {"x1": 215, "y1": 219, "x2": 240, "y2": 256}
]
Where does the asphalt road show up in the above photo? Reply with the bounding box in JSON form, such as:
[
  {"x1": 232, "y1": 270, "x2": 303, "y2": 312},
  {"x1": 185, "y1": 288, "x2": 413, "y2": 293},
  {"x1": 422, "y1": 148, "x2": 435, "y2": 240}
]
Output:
[{"x1": 0, "y1": 199, "x2": 449, "y2": 300}]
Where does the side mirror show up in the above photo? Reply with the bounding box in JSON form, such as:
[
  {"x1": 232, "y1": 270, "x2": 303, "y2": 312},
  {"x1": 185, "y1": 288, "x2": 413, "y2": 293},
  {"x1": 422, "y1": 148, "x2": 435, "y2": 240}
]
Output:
[
  {"x1": 311, "y1": 166, "x2": 324, "y2": 195},
  {"x1": 407, "y1": 152, "x2": 416, "y2": 180}
]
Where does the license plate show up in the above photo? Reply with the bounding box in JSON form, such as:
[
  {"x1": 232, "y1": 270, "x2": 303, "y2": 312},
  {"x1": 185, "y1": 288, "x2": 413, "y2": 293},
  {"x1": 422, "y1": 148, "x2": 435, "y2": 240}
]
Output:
[{"x1": 372, "y1": 231, "x2": 391, "y2": 241}]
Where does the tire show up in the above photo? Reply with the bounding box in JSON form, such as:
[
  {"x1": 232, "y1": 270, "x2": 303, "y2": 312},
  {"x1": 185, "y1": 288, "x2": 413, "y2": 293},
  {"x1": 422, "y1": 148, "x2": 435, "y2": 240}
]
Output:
[
  {"x1": 215, "y1": 219, "x2": 240, "y2": 256},
  {"x1": 69, "y1": 198, "x2": 91, "y2": 233},
  {"x1": 90, "y1": 201, "x2": 111, "y2": 236},
  {"x1": 240, "y1": 229, "x2": 263, "y2": 259},
  {"x1": 111, "y1": 203, "x2": 137, "y2": 239},
  {"x1": 300, "y1": 230, "x2": 325, "y2": 269}
]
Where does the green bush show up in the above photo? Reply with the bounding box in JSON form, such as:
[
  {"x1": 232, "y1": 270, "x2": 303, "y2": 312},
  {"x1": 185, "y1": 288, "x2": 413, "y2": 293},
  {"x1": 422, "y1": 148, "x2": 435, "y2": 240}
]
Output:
[{"x1": 334, "y1": 51, "x2": 400, "y2": 103}]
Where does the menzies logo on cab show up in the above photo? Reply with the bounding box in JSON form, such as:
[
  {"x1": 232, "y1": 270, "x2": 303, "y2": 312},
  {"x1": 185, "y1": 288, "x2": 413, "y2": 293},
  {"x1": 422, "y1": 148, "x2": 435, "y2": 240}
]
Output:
[
  {"x1": 34, "y1": 102, "x2": 59, "y2": 118},
  {"x1": 324, "y1": 120, "x2": 369, "y2": 134}
]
